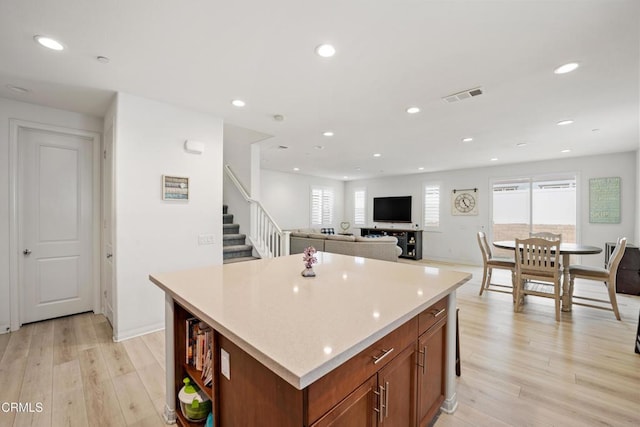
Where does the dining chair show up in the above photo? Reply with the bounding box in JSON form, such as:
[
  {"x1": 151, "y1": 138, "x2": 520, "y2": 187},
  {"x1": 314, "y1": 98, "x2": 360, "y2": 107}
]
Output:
[
  {"x1": 514, "y1": 237, "x2": 563, "y2": 321},
  {"x1": 568, "y1": 237, "x2": 626, "y2": 320},
  {"x1": 477, "y1": 231, "x2": 516, "y2": 298},
  {"x1": 530, "y1": 231, "x2": 562, "y2": 241}
]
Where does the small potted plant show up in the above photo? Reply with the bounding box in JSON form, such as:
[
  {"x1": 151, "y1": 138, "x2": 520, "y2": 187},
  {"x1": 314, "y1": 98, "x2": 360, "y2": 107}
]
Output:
[{"x1": 301, "y1": 246, "x2": 317, "y2": 277}]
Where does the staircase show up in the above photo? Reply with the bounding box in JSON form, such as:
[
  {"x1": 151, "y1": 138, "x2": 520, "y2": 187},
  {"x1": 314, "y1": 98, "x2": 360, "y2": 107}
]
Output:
[{"x1": 223, "y1": 205, "x2": 259, "y2": 264}]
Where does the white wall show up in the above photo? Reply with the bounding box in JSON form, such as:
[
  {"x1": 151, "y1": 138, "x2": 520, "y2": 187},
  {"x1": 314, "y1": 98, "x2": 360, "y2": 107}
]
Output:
[
  {"x1": 0, "y1": 97, "x2": 103, "y2": 333},
  {"x1": 223, "y1": 129, "x2": 252, "y2": 236},
  {"x1": 113, "y1": 93, "x2": 223, "y2": 340},
  {"x1": 261, "y1": 170, "x2": 345, "y2": 230},
  {"x1": 344, "y1": 152, "x2": 636, "y2": 267}
]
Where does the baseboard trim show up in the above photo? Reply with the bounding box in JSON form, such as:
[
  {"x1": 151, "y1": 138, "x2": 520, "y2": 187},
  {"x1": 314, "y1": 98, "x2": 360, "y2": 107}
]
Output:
[{"x1": 113, "y1": 321, "x2": 165, "y2": 342}]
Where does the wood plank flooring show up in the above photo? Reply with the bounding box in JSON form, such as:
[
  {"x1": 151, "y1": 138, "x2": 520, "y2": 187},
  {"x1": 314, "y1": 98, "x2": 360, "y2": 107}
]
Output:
[{"x1": 0, "y1": 262, "x2": 638, "y2": 426}]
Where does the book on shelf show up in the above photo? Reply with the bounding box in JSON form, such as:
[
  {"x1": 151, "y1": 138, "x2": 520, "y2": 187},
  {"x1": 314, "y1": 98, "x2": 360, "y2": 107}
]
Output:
[
  {"x1": 185, "y1": 317, "x2": 198, "y2": 365},
  {"x1": 185, "y1": 318, "x2": 214, "y2": 385}
]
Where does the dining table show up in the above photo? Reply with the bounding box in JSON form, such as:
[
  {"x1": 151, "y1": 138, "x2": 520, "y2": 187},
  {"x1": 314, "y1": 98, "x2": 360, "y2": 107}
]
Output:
[{"x1": 493, "y1": 240, "x2": 602, "y2": 311}]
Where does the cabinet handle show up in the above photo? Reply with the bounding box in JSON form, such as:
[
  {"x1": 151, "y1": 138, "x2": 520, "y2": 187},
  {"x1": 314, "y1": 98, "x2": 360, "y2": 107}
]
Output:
[
  {"x1": 384, "y1": 381, "x2": 390, "y2": 418},
  {"x1": 372, "y1": 347, "x2": 395, "y2": 365},
  {"x1": 373, "y1": 384, "x2": 384, "y2": 423},
  {"x1": 417, "y1": 347, "x2": 425, "y2": 373},
  {"x1": 422, "y1": 346, "x2": 427, "y2": 375},
  {"x1": 431, "y1": 308, "x2": 446, "y2": 318}
]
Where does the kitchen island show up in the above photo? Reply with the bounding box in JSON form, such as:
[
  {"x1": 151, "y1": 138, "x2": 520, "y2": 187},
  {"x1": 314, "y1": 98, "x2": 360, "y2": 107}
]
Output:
[{"x1": 150, "y1": 252, "x2": 471, "y2": 426}]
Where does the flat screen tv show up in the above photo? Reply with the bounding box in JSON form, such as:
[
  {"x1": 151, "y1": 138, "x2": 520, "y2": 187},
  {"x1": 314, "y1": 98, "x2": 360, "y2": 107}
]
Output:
[{"x1": 373, "y1": 196, "x2": 412, "y2": 223}]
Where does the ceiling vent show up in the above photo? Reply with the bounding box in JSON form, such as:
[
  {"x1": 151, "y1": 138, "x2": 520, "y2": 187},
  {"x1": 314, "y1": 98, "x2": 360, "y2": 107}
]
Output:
[{"x1": 442, "y1": 87, "x2": 483, "y2": 103}]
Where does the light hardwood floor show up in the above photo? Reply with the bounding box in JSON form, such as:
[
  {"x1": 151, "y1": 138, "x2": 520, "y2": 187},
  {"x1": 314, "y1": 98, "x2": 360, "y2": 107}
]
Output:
[{"x1": 1, "y1": 262, "x2": 639, "y2": 426}]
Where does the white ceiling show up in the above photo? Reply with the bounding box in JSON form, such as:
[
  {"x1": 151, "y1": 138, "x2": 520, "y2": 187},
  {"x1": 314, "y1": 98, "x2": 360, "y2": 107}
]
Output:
[{"x1": 1, "y1": 1, "x2": 638, "y2": 181}]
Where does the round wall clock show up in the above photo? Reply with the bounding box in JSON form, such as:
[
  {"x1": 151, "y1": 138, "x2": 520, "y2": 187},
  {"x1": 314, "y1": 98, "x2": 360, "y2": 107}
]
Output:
[{"x1": 451, "y1": 190, "x2": 478, "y2": 215}]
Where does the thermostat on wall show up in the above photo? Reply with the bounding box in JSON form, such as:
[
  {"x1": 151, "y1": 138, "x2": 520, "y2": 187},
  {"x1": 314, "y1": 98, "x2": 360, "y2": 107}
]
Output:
[{"x1": 184, "y1": 140, "x2": 205, "y2": 154}]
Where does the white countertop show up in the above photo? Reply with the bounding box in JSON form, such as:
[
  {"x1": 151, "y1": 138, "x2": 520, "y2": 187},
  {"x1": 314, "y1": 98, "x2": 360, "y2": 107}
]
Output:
[{"x1": 149, "y1": 252, "x2": 471, "y2": 389}]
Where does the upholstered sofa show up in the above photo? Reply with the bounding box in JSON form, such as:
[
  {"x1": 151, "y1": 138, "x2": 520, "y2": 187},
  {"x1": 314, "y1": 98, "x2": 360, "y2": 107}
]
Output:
[{"x1": 289, "y1": 229, "x2": 401, "y2": 262}]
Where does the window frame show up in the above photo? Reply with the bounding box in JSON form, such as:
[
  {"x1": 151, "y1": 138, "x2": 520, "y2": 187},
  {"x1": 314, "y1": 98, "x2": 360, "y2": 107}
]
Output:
[
  {"x1": 353, "y1": 188, "x2": 366, "y2": 226},
  {"x1": 423, "y1": 182, "x2": 441, "y2": 230},
  {"x1": 310, "y1": 186, "x2": 335, "y2": 227}
]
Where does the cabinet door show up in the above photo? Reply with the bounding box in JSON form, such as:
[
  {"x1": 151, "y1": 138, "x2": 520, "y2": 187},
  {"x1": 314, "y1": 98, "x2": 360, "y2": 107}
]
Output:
[
  {"x1": 377, "y1": 345, "x2": 416, "y2": 426},
  {"x1": 416, "y1": 318, "x2": 446, "y2": 427},
  {"x1": 311, "y1": 375, "x2": 377, "y2": 427}
]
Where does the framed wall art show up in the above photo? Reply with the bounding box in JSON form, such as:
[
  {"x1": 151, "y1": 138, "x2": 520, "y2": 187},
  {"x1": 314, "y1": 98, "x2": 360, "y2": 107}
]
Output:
[
  {"x1": 589, "y1": 177, "x2": 620, "y2": 223},
  {"x1": 162, "y1": 175, "x2": 189, "y2": 201}
]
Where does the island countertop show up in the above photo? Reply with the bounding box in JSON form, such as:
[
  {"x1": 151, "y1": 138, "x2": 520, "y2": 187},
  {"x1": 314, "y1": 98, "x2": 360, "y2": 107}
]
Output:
[{"x1": 149, "y1": 252, "x2": 471, "y2": 390}]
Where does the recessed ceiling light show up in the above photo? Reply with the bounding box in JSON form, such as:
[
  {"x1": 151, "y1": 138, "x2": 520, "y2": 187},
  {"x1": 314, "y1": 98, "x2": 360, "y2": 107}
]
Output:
[
  {"x1": 315, "y1": 44, "x2": 336, "y2": 58},
  {"x1": 96, "y1": 56, "x2": 110, "y2": 63},
  {"x1": 418, "y1": 167, "x2": 424, "y2": 171},
  {"x1": 490, "y1": 157, "x2": 498, "y2": 161},
  {"x1": 293, "y1": 167, "x2": 300, "y2": 171},
  {"x1": 313, "y1": 145, "x2": 324, "y2": 150},
  {"x1": 561, "y1": 149, "x2": 571, "y2": 153},
  {"x1": 406, "y1": 107, "x2": 420, "y2": 114},
  {"x1": 592, "y1": 128, "x2": 600, "y2": 132},
  {"x1": 6, "y1": 84, "x2": 30, "y2": 94},
  {"x1": 462, "y1": 137, "x2": 473, "y2": 142},
  {"x1": 343, "y1": 176, "x2": 348, "y2": 179},
  {"x1": 373, "y1": 153, "x2": 382, "y2": 157},
  {"x1": 322, "y1": 131, "x2": 334, "y2": 137},
  {"x1": 231, "y1": 99, "x2": 246, "y2": 107},
  {"x1": 273, "y1": 114, "x2": 284, "y2": 121},
  {"x1": 516, "y1": 142, "x2": 527, "y2": 147},
  {"x1": 557, "y1": 119, "x2": 574, "y2": 126},
  {"x1": 554, "y1": 62, "x2": 579, "y2": 74},
  {"x1": 34, "y1": 35, "x2": 64, "y2": 51}
]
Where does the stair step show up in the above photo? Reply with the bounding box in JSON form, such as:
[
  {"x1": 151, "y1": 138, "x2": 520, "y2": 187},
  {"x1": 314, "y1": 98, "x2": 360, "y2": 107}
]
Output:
[
  {"x1": 223, "y1": 234, "x2": 246, "y2": 246},
  {"x1": 223, "y1": 256, "x2": 259, "y2": 264},
  {"x1": 223, "y1": 244, "x2": 253, "y2": 260},
  {"x1": 223, "y1": 213, "x2": 234, "y2": 224},
  {"x1": 223, "y1": 224, "x2": 240, "y2": 234}
]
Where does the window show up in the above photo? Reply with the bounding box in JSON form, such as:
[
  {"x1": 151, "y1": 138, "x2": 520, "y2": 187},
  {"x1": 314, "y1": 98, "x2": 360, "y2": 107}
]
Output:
[
  {"x1": 354, "y1": 189, "x2": 366, "y2": 225},
  {"x1": 311, "y1": 187, "x2": 334, "y2": 226},
  {"x1": 423, "y1": 184, "x2": 440, "y2": 228},
  {"x1": 492, "y1": 175, "x2": 577, "y2": 243}
]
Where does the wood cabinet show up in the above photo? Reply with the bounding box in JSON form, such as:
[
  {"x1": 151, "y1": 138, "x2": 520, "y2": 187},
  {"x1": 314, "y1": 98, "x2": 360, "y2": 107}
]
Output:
[
  {"x1": 313, "y1": 344, "x2": 416, "y2": 427},
  {"x1": 360, "y1": 228, "x2": 423, "y2": 260},
  {"x1": 171, "y1": 297, "x2": 448, "y2": 426},
  {"x1": 416, "y1": 296, "x2": 448, "y2": 426},
  {"x1": 416, "y1": 317, "x2": 447, "y2": 426},
  {"x1": 605, "y1": 242, "x2": 640, "y2": 295}
]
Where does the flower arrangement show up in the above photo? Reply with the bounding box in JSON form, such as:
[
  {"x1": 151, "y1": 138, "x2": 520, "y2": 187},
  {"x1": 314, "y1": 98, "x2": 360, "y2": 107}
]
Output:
[{"x1": 303, "y1": 246, "x2": 317, "y2": 269}]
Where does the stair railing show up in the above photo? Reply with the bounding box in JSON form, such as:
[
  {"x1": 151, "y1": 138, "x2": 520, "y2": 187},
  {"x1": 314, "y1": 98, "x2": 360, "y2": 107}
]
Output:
[{"x1": 224, "y1": 164, "x2": 290, "y2": 258}]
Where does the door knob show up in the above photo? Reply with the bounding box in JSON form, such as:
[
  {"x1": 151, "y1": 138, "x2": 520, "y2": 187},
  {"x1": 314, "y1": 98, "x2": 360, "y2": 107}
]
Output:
[{"x1": 23, "y1": 249, "x2": 32, "y2": 255}]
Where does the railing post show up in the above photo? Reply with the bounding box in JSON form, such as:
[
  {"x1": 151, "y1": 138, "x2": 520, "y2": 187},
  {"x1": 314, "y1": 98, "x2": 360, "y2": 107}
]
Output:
[{"x1": 282, "y1": 231, "x2": 291, "y2": 256}]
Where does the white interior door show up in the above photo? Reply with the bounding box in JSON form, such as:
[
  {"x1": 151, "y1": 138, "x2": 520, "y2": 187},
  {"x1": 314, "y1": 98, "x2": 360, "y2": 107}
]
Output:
[
  {"x1": 102, "y1": 123, "x2": 115, "y2": 327},
  {"x1": 19, "y1": 127, "x2": 94, "y2": 324}
]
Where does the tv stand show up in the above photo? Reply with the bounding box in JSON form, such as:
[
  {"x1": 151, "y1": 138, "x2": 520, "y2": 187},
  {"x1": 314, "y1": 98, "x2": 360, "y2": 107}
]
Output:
[{"x1": 360, "y1": 227, "x2": 423, "y2": 260}]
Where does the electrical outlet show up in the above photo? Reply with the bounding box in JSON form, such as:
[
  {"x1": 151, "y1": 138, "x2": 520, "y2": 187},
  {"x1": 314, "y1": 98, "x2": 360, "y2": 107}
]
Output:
[
  {"x1": 198, "y1": 234, "x2": 215, "y2": 245},
  {"x1": 221, "y1": 348, "x2": 230, "y2": 380}
]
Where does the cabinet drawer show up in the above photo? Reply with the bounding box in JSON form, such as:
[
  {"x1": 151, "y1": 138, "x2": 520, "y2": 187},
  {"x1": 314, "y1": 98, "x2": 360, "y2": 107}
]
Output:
[
  {"x1": 418, "y1": 296, "x2": 448, "y2": 335},
  {"x1": 306, "y1": 316, "x2": 417, "y2": 424}
]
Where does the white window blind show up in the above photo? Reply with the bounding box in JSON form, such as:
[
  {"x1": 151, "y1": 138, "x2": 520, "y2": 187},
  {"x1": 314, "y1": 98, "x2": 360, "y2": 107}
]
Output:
[
  {"x1": 311, "y1": 187, "x2": 334, "y2": 226},
  {"x1": 424, "y1": 184, "x2": 440, "y2": 228},
  {"x1": 354, "y1": 189, "x2": 366, "y2": 225}
]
